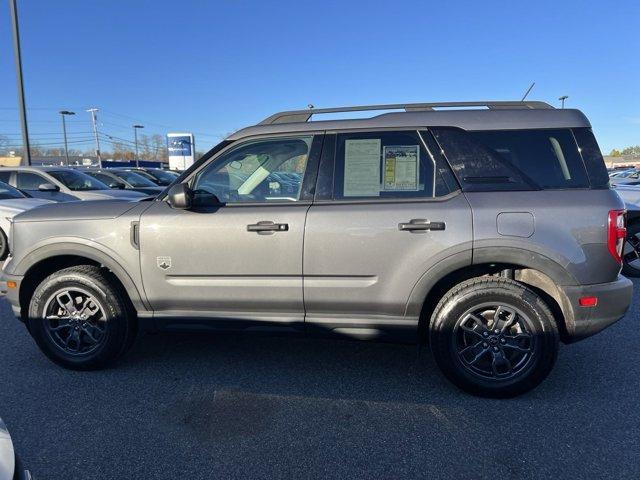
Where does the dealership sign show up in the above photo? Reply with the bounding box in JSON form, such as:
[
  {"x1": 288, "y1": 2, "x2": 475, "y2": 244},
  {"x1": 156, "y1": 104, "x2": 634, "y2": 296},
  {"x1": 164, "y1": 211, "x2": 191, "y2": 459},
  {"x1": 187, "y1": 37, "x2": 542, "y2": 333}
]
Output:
[{"x1": 167, "y1": 133, "x2": 195, "y2": 171}]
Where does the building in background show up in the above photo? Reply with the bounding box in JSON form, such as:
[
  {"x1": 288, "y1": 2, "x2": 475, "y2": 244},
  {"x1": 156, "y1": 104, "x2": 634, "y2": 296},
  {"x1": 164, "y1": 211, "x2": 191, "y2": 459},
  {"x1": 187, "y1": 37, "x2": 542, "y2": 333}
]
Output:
[{"x1": 167, "y1": 133, "x2": 195, "y2": 171}]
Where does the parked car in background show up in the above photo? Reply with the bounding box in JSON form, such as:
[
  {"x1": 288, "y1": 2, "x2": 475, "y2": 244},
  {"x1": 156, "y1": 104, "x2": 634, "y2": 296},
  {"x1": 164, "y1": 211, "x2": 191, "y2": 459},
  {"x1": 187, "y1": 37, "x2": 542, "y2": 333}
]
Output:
[
  {"x1": 0, "y1": 417, "x2": 31, "y2": 480},
  {"x1": 608, "y1": 168, "x2": 633, "y2": 177},
  {"x1": 0, "y1": 101, "x2": 631, "y2": 398},
  {"x1": 0, "y1": 167, "x2": 146, "y2": 202},
  {"x1": 609, "y1": 168, "x2": 640, "y2": 184},
  {"x1": 82, "y1": 169, "x2": 164, "y2": 196},
  {"x1": 0, "y1": 181, "x2": 52, "y2": 260},
  {"x1": 612, "y1": 184, "x2": 640, "y2": 277},
  {"x1": 115, "y1": 167, "x2": 179, "y2": 186}
]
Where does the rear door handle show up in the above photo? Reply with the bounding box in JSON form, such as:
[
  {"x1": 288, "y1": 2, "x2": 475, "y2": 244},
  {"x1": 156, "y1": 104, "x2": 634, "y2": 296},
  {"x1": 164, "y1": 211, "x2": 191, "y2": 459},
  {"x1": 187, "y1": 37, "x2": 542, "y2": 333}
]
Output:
[
  {"x1": 398, "y1": 219, "x2": 446, "y2": 232},
  {"x1": 247, "y1": 221, "x2": 289, "y2": 233}
]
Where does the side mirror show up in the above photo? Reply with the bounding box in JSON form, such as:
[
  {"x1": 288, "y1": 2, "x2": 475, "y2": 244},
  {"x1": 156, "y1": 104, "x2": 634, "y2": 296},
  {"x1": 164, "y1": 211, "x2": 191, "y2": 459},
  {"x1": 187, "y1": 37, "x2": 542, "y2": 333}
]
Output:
[
  {"x1": 38, "y1": 182, "x2": 59, "y2": 192},
  {"x1": 109, "y1": 181, "x2": 125, "y2": 189},
  {"x1": 167, "y1": 183, "x2": 193, "y2": 209}
]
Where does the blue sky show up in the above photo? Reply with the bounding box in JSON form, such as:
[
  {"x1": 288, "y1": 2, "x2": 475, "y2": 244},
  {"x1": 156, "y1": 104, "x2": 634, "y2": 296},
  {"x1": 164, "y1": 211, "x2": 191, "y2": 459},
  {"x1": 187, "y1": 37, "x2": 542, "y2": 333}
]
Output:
[{"x1": 0, "y1": 0, "x2": 638, "y2": 154}]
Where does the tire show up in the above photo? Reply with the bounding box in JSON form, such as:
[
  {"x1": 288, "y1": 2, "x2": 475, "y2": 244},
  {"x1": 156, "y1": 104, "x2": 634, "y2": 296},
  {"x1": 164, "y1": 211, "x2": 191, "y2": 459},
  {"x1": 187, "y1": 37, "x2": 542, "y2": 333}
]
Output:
[
  {"x1": 0, "y1": 228, "x2": 8, "y2": 261},
  {"x1": 429, "y1": 277, "x2": 559, "y2": 398},
  {"x1": 622, "y1": 220, "x2": 640, "y2": 277},
  {"x1": 27, "y1": 265, "x2": 135, "y2": 370}
]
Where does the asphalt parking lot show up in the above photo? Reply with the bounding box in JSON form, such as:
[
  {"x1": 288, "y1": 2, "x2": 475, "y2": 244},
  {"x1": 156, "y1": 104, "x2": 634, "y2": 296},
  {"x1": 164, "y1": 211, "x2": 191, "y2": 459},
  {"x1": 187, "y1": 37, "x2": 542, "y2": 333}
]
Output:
[{"x1": 1, "y1": 281, "x2": 639, "y2": 480}]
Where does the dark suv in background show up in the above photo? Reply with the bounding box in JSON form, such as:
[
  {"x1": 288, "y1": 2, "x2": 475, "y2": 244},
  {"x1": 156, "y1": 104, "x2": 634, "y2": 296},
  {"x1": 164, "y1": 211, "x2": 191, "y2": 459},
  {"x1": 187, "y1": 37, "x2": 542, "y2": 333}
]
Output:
[{"x1": 0, "y1": 101, "x2": 631, "y2": 397}]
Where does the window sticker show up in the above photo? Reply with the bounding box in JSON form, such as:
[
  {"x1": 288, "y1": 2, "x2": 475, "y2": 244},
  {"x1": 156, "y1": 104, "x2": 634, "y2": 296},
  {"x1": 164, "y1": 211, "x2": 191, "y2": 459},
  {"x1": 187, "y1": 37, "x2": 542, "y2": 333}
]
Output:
[
  {"x1": 343, "y1": 139, "x2": 381, "y2": 197},
  {"x1": 383, "y1": 145, "x2": 419, "y2": 191}
]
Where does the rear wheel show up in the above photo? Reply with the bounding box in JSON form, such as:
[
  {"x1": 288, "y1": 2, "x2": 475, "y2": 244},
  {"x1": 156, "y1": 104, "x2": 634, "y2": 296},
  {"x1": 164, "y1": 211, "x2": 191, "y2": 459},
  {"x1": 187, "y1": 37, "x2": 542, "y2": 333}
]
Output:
[
  {"x1": 27, "y1": 265, "x2": 135, "y2": 370},
  {"x1": 622, "y1": 221, "x2": 640, "y2": 277},
  {"x1": 429, "y1": 277, "x2": 559, "y2": 398}
]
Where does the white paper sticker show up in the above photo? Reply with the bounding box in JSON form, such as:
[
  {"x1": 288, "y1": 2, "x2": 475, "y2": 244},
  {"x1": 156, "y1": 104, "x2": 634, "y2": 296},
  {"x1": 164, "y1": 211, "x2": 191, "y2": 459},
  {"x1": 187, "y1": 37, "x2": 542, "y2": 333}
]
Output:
[
  {"x1": 383, "y1": 145, "x2": 419, "y2": 191},
  {"x1": 343, "y1": 139, "x2": 381, "y2": 197}
]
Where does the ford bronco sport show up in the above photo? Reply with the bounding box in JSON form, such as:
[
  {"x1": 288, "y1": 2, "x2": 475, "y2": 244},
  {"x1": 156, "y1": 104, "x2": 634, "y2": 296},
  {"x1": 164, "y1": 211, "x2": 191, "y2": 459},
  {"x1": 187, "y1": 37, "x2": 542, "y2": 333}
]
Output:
[{"x1": 0, "y1": 101, "x2": 632, "y2": 397}]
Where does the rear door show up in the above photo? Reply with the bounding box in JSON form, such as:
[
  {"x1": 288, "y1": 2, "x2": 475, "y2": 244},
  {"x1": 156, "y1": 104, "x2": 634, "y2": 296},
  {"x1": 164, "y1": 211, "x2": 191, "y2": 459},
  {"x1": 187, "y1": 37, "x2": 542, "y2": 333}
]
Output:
[
  {"x1": 303, "y1": 130, "x2": 473, "y2": 338},
  {"x1": 139, "y1": 133, "x2": 323, "y2": 326}
]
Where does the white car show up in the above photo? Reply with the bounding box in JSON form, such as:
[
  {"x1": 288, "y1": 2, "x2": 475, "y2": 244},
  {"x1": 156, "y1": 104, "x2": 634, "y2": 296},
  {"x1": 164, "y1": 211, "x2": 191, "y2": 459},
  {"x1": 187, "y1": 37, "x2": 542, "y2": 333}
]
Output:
[
  {"x1": 0, "y1": 181, "x2": 53, "y2": 260},
  {"x1": 0, "y1": 417, "x2": 31, "y2": 479}
]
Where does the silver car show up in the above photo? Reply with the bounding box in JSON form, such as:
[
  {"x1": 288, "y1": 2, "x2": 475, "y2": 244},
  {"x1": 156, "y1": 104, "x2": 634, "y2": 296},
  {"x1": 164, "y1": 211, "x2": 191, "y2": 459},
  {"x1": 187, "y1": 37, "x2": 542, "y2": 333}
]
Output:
[
  {"x1": 0, "y1": 167, "x2": 145, "y2": 202},
  {"x1": 0, "y1": 101, "x2": 633, "y2": 397},
  {"x1": 0, "y1": 417, "x2": 31, "y2": 480}
]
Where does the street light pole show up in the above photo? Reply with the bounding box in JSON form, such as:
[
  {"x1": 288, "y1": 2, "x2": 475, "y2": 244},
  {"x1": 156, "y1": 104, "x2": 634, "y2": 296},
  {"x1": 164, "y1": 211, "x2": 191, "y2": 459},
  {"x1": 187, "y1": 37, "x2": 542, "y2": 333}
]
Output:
[
  {"x1": 8, "y1": 0, "x2": 31, "y2": 165},
  {"x1": 59, "y1": 110, "x2": 75, "y2": 166},
  {"x1": 559, "y1": 95, "x2": 569, "y2": 109},
  {"x1": 133, "y1": 124, "x2": 144, "y2": 168}
]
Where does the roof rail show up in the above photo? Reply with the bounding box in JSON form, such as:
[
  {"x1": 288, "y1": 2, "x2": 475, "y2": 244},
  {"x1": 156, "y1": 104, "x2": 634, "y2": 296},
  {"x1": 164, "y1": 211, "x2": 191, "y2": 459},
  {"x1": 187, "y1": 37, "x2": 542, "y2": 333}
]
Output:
[{"x1": 259, "y1": 101, "x2": 554, "y2": 125}]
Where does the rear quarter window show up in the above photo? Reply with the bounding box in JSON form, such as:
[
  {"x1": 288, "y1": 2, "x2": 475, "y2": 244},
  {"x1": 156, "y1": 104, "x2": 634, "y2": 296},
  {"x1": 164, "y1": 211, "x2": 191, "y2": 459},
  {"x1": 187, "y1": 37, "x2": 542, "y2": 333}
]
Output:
[
  {"x1": 572, "y1": 128, "x2": 609, "y2": 188},
  {"x1": 431, "y1": 127, "x2": 591, "y2": 191}
]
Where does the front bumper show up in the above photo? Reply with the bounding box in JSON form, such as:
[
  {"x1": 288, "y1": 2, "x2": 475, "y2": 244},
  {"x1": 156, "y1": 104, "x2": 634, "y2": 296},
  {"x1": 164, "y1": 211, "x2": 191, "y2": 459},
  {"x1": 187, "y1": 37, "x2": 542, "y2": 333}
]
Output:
[
  {"x1": 559, "y1": 275, "x2": 633, "y2": 342},
  {"x1": 0, "y1": 270, "x2": 24, "y2": 320}
]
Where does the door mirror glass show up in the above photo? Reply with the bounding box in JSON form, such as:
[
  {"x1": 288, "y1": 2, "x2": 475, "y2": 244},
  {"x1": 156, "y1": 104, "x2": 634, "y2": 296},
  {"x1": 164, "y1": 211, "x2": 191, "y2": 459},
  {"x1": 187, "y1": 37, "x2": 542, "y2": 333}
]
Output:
[
  {"x1": 38, "y1": 182, "x2": 59, "y2": 192},
  {"x1": 167, "y1": 183, "x2": 194, "y2": 209}
]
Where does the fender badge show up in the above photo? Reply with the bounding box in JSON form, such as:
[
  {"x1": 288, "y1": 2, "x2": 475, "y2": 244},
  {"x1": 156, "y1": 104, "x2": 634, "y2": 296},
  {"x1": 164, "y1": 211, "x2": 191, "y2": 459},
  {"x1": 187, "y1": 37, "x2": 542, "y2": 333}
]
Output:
[{"x1": 157, "y1": 256, "x2": 172, "y2": 270}]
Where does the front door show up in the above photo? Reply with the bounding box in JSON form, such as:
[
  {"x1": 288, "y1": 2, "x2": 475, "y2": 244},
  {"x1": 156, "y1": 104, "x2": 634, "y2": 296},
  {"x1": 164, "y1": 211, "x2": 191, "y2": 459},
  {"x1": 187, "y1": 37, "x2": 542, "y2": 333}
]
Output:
[{"x1": 139, "y1": 134, "x2": 323, "y2": 326}]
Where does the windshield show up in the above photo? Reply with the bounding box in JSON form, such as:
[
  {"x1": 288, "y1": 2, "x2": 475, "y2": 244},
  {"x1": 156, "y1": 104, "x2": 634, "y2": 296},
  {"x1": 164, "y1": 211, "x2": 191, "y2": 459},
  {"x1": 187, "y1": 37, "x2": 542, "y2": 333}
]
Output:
[
  {"x1": 49, "y1": 170, "x2": 109, "y2": 191},
  {"x1": 146, "y1": 169, "x2": 178, "y2": 184},
  {"x1": 112, "y1": 170, "x2": 157, "y2": 187},
  {"x1": 0, "y1": 180, "x2": 26, "y2": 199}
]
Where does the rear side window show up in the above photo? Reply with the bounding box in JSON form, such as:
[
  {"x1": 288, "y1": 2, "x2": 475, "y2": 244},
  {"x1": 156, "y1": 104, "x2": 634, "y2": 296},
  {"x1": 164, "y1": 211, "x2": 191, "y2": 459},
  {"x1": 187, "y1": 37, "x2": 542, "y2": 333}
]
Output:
[
  {"x1": 0, "y1": 171, "x2": 11, "y2": 184},
  {"x1": 333, "y1": 131, "x2": 457, "y2": 200},
  {"x1": 431, "y1": 127, "x2": 590, "y2": 191},
  {"x1": 572, "y1": 128, "x2": 609, "y2": 188}
]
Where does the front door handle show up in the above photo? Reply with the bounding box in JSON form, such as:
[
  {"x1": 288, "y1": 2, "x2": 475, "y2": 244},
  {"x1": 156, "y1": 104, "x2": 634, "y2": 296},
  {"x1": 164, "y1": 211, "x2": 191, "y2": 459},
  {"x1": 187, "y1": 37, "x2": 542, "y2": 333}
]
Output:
[
  {"x1": 247, "y1": 221, "x2": 289, "y2": 233},
  {"x1": 398, "y1": 219, "x2": 446, "y2": 232}
]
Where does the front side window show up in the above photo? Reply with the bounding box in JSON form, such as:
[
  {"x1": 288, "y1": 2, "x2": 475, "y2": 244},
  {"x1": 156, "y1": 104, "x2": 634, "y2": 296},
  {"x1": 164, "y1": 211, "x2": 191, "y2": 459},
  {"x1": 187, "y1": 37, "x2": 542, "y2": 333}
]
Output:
[
  {"x1": 333, "y1": 131, "x2": 456, "y2": 200},
  {"x1": 192, "y1": 136, "x2": 312, "y2": 204},
  {"x1": 17, "y1": 172, "x2": 47, "y2": 190},
  {"x1": 48, "y1": 170, "x2": 109, "y2": 191}
]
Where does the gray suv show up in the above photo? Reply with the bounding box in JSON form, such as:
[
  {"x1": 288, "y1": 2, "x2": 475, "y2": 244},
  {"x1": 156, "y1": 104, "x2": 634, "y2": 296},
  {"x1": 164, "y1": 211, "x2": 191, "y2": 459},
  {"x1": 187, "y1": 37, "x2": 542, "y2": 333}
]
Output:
[{"x1": 0, "y1": 101, "x2": 632, "y2": 397}]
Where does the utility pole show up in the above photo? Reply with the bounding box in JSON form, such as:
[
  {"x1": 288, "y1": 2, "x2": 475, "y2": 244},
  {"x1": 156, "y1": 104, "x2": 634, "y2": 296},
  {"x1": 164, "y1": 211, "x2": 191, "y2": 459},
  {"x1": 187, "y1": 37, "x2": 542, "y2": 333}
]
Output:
[
  {"x1": 87, "y1": 108, "x2": 101, "y2": 167},
  {"x1": 133, "y1": 124, "x2": 144, "y2": 167},
  {"x1": 59, "y1": 110, "x2": 75, "y2": 166},
  {"x1": 559, "y1": 95, "x2": 569, "y2": 109},
  {"x1": 8, "y1": 0, "x2": 31, "y2": 165}
]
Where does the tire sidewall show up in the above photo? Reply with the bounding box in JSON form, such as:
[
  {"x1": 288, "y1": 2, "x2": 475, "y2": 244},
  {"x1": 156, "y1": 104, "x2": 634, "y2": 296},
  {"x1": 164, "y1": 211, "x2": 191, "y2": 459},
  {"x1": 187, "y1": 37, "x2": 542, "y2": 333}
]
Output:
[{"x1": 430, "y1": 281, "x2": 559, "y2": 397}]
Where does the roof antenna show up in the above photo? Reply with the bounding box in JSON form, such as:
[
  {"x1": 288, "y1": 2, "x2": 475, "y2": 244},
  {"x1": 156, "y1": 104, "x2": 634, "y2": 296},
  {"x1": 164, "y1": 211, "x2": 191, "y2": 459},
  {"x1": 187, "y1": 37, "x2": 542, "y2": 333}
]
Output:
[{"x1": 521, "y1": 82, "x2": 535, "y2": 101}]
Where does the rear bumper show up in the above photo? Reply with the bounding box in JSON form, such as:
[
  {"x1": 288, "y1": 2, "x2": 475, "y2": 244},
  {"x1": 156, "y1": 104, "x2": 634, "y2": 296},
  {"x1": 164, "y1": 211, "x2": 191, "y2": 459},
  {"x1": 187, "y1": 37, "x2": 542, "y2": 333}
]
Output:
[{"x1": 559, "y1": 275, "x2": 633, "y2": 343}]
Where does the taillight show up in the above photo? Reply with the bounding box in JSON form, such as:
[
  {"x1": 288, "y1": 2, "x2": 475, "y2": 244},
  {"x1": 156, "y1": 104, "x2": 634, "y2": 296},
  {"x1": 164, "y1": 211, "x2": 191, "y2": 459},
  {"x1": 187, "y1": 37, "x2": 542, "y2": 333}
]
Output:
[{"x1": 607, "y1": 210, "x2": 626, "y2": 264}]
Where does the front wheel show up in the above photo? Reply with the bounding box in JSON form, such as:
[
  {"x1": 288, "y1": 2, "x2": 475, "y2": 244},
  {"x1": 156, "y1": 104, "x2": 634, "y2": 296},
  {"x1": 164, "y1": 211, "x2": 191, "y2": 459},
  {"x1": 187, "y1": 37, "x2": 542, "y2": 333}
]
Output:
[
  {"x1": 27, "y1": 265, "x2": 136, "y2": 370},
  {"x1": 429, "y1": 277, "x2": 559, "y2": 398}
]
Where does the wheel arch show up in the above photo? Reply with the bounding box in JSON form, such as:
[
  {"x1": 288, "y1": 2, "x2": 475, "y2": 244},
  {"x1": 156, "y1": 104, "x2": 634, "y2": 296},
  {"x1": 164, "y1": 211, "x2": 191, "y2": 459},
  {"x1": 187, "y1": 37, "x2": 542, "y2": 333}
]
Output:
[
  {"x1": 16, "y1": 244, "x2": 148, "y2": 319},
  {"x1": 408, "y1": 252, "x2": 574, "y2": 344}
]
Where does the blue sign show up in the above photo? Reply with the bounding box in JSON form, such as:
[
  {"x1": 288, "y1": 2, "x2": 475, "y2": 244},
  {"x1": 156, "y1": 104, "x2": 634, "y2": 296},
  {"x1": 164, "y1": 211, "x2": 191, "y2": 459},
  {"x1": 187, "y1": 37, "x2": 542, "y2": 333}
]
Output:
[{"x1": 167, "y1": 135, "x2": 192, "y2": 156}]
